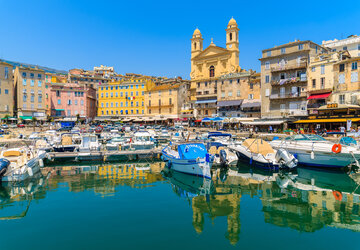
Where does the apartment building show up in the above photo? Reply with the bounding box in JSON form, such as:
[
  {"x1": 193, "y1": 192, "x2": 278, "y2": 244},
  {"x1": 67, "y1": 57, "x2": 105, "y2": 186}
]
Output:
[
  {"x1": 97, "y1": 77, "x2": 154, "y2": 117},
  {"x1": 323, "y1": 35, "x2": 360, "y2": 57},
  {"x1": 14, "y1": 66, "x2": 46, "y2": 120},
  {"x1": 50, "y1": 83, "x2": 96, "y2": 120},
  {"x1": 68, "y1": 68, "x2": 110, "y2": 89},
  {"x1": 145, "y1": 78, "x2": 190, "y2": 119},
  {"x1": 332, "y1": 56, "x2": 360, "y2": 105},
  {"x1": 260, "y1": 40, "x2": 328, "y2": 119},
  {"x1": 0, "y1": 61, "x2": 14, "y2": 117},
  {"x1": 307, "y1": 51, "x2": 350, "y2": 115}
]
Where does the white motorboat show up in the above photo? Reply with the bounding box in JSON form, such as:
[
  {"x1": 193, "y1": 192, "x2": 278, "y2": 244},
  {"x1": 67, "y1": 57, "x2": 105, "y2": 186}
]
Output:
[
  {"x1": 0, "y1": 147, "x2": 44, "y2": 182},
  {"x1": 131, "y1": 131, "x2": 155, "y2": 150},
  {"x1": 162, "y1": 142, "x2": 213, "y2": 179},
  {"x1": 229, "y1": 138, "x2": 297, "y2": 170},
  {"x1": 105, "y1": 136, "x2": 131, "y2": 151},
  {"x1": 79, "y1": 134, "x2": 101, "y2": 152},
  {"x1": 270, "y1": 134, "x2": 360, "y2": 169}
]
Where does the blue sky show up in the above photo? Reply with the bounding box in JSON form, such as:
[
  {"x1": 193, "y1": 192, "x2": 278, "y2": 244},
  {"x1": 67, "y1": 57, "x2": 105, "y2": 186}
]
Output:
[{"x1": 1, "y1": 0, "x2": 360, "y2": 79}]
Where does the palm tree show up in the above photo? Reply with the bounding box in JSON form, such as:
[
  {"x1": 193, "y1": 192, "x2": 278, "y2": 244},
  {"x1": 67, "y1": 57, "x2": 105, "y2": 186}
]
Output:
[{"x1": 3, "y1": 114, "x2": 10, "y2": 124}]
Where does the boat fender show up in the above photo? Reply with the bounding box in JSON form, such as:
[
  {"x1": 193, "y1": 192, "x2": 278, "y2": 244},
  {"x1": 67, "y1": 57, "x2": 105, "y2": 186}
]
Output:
[
  {"x1": 310, "y1": 151, "x2": 315, "y2": 160},
  {"x1": 332, "y1": 144, "x2": 342, "y2": 154},
  {"x1": 332, "y1": 190, "x2": 343, "y2": 201},
  {"x1": 27, "y1": 167, "x2": 33, "y2": 177},
  {"x1": 39, "y1": 159, "x2": 44, "y2": 168}
]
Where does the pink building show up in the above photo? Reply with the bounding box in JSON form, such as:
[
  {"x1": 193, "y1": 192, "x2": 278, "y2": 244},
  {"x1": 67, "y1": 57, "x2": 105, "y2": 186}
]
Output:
[{"x1": 50, "y1": 83, "x2": 96, "y2": 120}]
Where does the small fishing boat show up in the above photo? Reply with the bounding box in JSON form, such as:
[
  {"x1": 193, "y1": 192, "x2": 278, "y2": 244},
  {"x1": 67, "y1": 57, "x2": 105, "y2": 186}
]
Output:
[
  {"x1": 161, "y1": 142, "x2": 213, "y2": 179},
  {"x1": 229, "y1": 138, "x2": 297, "y2": 170},
  {"x1": 270, "y1": 134, "x2": 360, "y2": 169},
  {"x1": 105, "y1": 137, "x2": 130, "y2": 151},
  {"x1": 52, "y1": 133, "x2": 79, "y2": 152},
  {"x1": 79, "y1": 134, "x2": 101, "y2": 152}
]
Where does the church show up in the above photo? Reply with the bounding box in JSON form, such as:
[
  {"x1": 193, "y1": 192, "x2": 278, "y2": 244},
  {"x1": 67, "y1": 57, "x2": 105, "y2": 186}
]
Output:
[{"x1": 189, "y1": 18, "x2": 261, "y2": 119}]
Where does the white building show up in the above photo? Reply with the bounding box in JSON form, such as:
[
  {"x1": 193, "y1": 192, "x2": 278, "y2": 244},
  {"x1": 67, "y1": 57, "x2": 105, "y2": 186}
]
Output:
[{"x1": 322, "y1": 35, "x2": 360, "y2": 57}]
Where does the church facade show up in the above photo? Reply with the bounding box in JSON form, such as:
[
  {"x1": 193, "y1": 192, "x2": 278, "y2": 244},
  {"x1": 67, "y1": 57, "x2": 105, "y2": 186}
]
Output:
[{"x1": 189, "y1": 18, "x2": 261, "y2": 119}]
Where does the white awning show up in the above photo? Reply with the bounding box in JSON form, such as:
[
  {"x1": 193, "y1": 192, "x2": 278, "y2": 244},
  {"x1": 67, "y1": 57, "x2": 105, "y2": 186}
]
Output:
[{"x1": 241, "y1": 120, "x2": 285, "y2": 125}]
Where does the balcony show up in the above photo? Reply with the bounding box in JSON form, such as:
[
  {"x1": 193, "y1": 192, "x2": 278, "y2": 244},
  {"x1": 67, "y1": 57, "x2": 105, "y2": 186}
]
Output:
[
  {"x1": 269, "y1": 92, "x2": 307, "y2": 100},
  {"x1": 279, "y1": 110, "x2": 308, "y2": 116},
  {"x1": 146, "y1": 104, "x2": 174, "y2": 108},
  {"x1": 271, "y1": 76, "x2": 307, "y2": 86},
  {"x1": 195, "y1": 91, "x2": 217, "y2": 98},
  {"x1": 271, "y1": 62, "x2": 307, "y2": 73}
]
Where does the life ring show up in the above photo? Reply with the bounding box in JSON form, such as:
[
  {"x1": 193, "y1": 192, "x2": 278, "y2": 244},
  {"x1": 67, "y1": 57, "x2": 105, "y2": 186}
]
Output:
[
  {"x1": 332, "y1": 190, "x2": 343, "y2": 201},
  {"x1": 332, "y1": 144, "x2": 342, "y2": 154}
]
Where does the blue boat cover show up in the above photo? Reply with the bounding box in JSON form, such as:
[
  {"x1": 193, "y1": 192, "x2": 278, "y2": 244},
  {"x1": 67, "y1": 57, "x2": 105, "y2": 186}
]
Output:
[
  {"x1": 340, "y1": 137, "x2": 357, "y2": 146},
  {"x1": 178, "y1": 143, "x2": 207, "y2": 160}
]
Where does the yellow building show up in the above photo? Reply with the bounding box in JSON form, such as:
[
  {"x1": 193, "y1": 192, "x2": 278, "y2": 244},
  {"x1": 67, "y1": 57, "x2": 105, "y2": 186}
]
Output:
[{"x1": 97, "y1": 77, "x2": 155, "y2": 117}]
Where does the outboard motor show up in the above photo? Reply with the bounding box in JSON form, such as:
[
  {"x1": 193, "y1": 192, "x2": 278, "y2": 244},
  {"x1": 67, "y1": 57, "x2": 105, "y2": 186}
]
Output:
[
  {"x1": 275, "y1": 148, "x2": 298, "y2": 169},
  {"x1": 219, "y1": 149, "x2": 227, "y2": 166},
  {"x1": 0, "y1": 159, "x2": 10, "y2": 178}
]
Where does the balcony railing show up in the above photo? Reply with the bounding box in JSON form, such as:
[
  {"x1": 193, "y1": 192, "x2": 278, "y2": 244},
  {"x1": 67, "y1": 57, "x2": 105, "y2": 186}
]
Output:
[
  {"x1": 279, "y1": 110, "x2": 308, "y2": 116},
  {"x1": 271, "y1": 62, "x2": 307, "y2": 72},
  {"x1": 271, "y1": 76, "x2": 307, "y2": 86},
  {"x1": 146, "y1": 104, "x2": 174, "y2": 108},
  {"x1": 269, "y1": 92, "x2": 307, "y2": 100}
]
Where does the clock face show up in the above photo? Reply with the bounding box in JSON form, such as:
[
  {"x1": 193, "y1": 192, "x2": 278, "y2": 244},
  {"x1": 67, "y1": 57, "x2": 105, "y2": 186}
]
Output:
[{"x1": 229, "y1": 44, "x2": 232, "y2": 48}]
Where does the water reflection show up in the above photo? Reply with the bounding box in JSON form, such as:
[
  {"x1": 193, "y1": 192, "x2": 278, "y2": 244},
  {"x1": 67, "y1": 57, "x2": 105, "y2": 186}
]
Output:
[{"x1": 0, "y1": 161, "x2": 359, "y2": 245}]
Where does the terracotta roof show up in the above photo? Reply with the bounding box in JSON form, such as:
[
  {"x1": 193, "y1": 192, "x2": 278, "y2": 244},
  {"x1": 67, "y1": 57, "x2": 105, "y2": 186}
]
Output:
[{"x1": 149, "y1": 83, "x2": 181, "y2": 91}]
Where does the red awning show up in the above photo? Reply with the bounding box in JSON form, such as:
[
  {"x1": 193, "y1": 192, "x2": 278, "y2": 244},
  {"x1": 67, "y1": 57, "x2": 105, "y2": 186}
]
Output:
[
  {"x1": 307, "y1": 92, "x2": 331, "y2": 100},
  {"x1": 194, "y1": 120, "x2": 202, "y2": 122}
]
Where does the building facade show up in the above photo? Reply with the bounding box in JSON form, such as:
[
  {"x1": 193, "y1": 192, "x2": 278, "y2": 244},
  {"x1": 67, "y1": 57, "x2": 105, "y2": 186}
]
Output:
[
  {"x1": 260, "y1": 40, "x2": 328, "y2": 119},
  {"x1": 322, "y1": 35, "x2": 360, "y2": 57},
  {"x1": 0, "y1": 61, "x2": 14, "y2": 117},
  {"x1": 14, "y1": 66, "x2": 47, "y2": 120},
  {"x1": 97, "y1": 77, "x2": 154, "y2": 117},
  {"x1": 145, "y1": 78, "x2": 190, "y2": 119},
  {"x1": 49, "y1": 83, "x2": 96, "y2": 120}
]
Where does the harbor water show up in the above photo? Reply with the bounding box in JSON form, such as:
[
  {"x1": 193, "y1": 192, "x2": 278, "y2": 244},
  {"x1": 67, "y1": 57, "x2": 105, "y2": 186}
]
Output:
[{"x1": 1, "y1": 161, "x2": 360, "y2": 249}]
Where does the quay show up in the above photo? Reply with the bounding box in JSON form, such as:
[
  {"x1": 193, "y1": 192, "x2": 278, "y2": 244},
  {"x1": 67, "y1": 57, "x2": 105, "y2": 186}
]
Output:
[{"x1": 46, "y1": 148, "x2": 163, "y2": 162}]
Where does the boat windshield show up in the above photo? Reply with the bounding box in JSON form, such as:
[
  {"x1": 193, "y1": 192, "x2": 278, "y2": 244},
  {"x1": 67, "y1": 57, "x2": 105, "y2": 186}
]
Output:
[{"x1": 285, "y1": 134, "x2": 327, "y2": 141}]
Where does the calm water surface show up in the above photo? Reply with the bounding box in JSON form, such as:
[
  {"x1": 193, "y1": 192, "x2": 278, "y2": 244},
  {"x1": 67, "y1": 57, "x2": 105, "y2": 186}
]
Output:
[{"x1": 1, "y1": 161, "x2": 360, "y2": 250}]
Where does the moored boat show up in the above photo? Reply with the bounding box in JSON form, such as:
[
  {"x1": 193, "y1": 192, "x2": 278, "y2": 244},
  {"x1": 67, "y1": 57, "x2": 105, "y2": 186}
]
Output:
[{"x1": 161, "y1": 142, "x2": 213, "y2": 179}]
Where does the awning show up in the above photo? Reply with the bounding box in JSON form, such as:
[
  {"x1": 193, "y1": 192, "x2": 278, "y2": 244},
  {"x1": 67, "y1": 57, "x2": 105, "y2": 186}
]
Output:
[
  {"x1": 52, "y1": 109, "x2": 65, "y2": 111},
  {"x1": 212, "y1": 117, "x2": 224, "y2": 122},
  {"x1": 63, "y1": 117, "x2": 77, "y2": 121},
  {"x1": 201, "y1": 117, "x2": 214, "y2": 122},
  {"x1": 194, "y1": 119, "x2": 202, "y2": 122},
  {"x1": 241, "y1": 120, "x2": 285, "y2": 125},
  {"x1": 241, "y1": 99, "x2": 261, "y2": 108},
  {"x1": 307, "y1": 92, "x2": 331, "y2": 100},
  {"x1": 294, "y1": 118, "x2": 360, "y2": 123},
  {"x1": 195, "y1": 99, "x2": 217, "y2": 104},
  {"x1": 217, "y1": 100, "x2": 242, "y2": 107},
  {"x1": 20, "y1": 116, "x2": 33, "y2": 120}
]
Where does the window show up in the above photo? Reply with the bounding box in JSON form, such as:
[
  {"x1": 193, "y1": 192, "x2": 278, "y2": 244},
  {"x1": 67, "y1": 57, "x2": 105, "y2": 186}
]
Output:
[
  {"x1": 149, "y1": 100, "x2": 151, "y2": 106},
  {"x1": 169, "y1": 89, "x2": 172, "y2": 95},
  {"x1": 339, "y1": 73, "x2": 345, "y2": 84},
  {"x1": 169, "y1": 98, "x2": 172, "y2": 104},
  {"x1": 58, "y1": 99, "x2": 61, "y2": 105},
  {"x1": 281, "y1": 48, "x2": 286, "y2": 54},
  {"x1": 197, "y1": 82, "x2": 200, "y2": 88},
  {"x1": 23, "y1": 103, "x2": 26, "y2": 109},
  {"x1": 209, "y1": 66, "x2": 215, "y2": 77},
  {"x1": 250, "y1": 83, "x2": 254, "y2": 89},
  {"x1": 265, "y1": 61, "x2": 270, "y2": 70},
  {"x1": 130, "y1": 91, "x2": 133, "y2": 96},
  {"x1": 115, "y1": 92, "x2": 118, "y2": 97},
  {"x1": 352, "y1": 62, "x2": 358, "y2": 70},
  {"x1": 265, "y1": 75, "x2": 270, "y2": 83},
  {"x1": 30, "y1": 94, "x2": 35, "y2": 103},
  {"x1": 229, "y1": 32, "x2": 233, "y2": 41},
  {"x1": 22, "y1": 72, "x2": 26, "y2": 78},
  {"x1": 311, "y1": 67, "x2": 316, "y2": 72},
  {"x1": 30, "y1": 80, "x2": 34, "y2": 86},
  {"x1": 339, "y1": 64, "x2": 345, "y2": 72},
  {"x1": 237, "y1": 90, "x2": 241, "y2": 97},
  {"x1": 75, "y1": 100, "x2": 78, "y2": 105},
  {"x1": 111, "y1": 102, "x2": 113, "y2": 107},
  {"x1": 31, "y1": 104, "x2": 34, "y2": 110},
  {"x1": 120, "y1": 92, "x2": 123, "y2": 97},
  {"x1": 115, "y1": 102, "x2": 118, "y2": 107},
  {"x1": 280, "y1": 104, "x2": 286, "y2": 111},
  {"x1": 4, "y1": 67, "x2": 8, "y2": 79},
  {"x1": 68, "y1": 99, "x2": 72, "y2": 105},
  {"x1": 221, "y1": 91, "x2": 225, "y2": 98},
  {"x1": 321, "y1": 65, "x2": 325, "y2": 75},
  {"x1": 101, "y1": 102, "x2": 104, "y2": 107},
  {"x1": 280, "y1": 73, "x2": 286, "y2": 80},
  {"x1": 339, "y1": 94, "x2": 345, "y2": 104},
  {"x1": 81, "y1": 100, "x2": 84, "y2": 105},
  {"x1": 351, "y1": 72, "x2": 358, "y2": 83},
  {"x1": 38, "y1": 74, "x2": 41, "y2": 79},
  {"x1": 23, "y1": 79, "x2": 26, "y2": 86},
  {"x1": 312, "y1": 79, "x2": 316, "y2": 88},
  {"x1": 158, "y1": 91, "x2": 161, "y2": 96},
  {"x1": 4, "y1": 89, "x2": 8, "y2": 94},
  {"x1": 228, "y1": 91, "x2": 232, "y2": 97},
  {"x1": 142, "y1": 91, "x2": 144, "y2": 95},
  {"x1": 298, "y1": 44, "x2": 303, "y2": 50},
  {"x1": 321, "y1": 78, "x2": 325, "y2": 89},
  {"x1": 248, "y1": 94, "x2": 254, "y2": 100},
  {"x1": 23, "y1": 94, "x2": 27, "y2": 102},
  {"x1": 106, "y1": 93, "x2": 108, "y2": 97},
  {"x1": 120, "y1": 102, "x2": 123, "y2": 107},
  {"x1": 267, "y1": 51, "x2": 271, "y2": 57},
  {"x1": 30, "y1": 73, "x2": 34, "y2": 78},
  {"x1": 149, "y1": 109, "x2": 151, "y2": 114},
  {"x1": 136, "y1": 91, "x2": 138, "y2": 96},
  {"x1": 67, "y1": 110, "x2": 71, "y2": 116},
  {"x1": 110, "y1": 92, "x2": 113, "y2": 97},
  {"x1": 136, "y1": 101, "x2": 138, "y2": 106}
]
